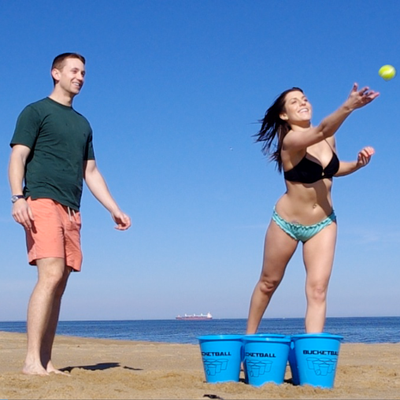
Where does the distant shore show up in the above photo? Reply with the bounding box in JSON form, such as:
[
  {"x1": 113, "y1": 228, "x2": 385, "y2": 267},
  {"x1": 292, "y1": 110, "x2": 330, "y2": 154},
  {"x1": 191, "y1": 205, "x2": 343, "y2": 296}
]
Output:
[{"x1": 1, "y1": 331, "x2": 399, "y2": 399}]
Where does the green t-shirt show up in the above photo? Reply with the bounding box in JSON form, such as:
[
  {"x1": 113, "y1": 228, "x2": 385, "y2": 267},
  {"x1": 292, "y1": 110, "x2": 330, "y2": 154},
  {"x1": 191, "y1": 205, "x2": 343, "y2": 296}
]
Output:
[{"x1": 10, "y1": 97, "x2": 95, "y2": 210}]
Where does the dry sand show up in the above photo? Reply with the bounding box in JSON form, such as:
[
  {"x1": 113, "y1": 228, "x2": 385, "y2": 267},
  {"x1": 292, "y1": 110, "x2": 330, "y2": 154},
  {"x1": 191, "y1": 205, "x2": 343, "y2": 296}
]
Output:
[{"x1": 0, "y1": 331, "x2": 399, "y2": 399}]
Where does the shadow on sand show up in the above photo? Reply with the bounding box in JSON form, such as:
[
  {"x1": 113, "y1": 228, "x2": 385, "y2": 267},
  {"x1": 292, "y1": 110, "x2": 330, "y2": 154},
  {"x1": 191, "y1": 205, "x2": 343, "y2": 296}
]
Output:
[{"x1": 60, "y1": 362, "x2": 142, "y2": 372}]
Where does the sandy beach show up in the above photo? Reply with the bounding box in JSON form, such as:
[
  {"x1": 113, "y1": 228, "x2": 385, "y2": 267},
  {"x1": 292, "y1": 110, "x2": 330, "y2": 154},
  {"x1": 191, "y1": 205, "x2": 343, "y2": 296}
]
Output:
[{"x1": 0, "y1": 331, "x2": 399, "y2": 399}]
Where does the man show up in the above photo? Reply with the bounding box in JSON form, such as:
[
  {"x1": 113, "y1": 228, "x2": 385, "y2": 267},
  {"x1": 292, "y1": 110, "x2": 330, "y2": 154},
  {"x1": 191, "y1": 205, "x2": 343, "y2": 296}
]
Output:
[{"x1": 8, "y1": 53, "x2": 131, "y2": 375}]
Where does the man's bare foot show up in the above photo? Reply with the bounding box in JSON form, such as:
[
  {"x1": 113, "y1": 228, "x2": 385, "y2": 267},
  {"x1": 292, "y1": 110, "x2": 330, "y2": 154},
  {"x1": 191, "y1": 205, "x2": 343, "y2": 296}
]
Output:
[
  {"x1": 48, "y1": 368, "x2": 69, "y2": 376},
  {"x1": 22, "y1": 364, "x2": 49, "y2": 376},
  {"x1": 46, "y1": 362, "x2": 69, "y2": 376}
]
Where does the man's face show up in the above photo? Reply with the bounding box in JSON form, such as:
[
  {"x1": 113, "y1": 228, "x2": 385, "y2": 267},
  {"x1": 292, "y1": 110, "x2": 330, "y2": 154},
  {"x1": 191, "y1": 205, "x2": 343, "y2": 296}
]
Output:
[{"x1": 53, "y1": 57, "x2": 85, "y2": 96}]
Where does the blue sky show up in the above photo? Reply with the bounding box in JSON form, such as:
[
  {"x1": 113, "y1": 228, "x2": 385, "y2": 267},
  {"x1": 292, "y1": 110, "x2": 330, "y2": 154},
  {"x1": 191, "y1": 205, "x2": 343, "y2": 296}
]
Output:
[{"x1": 1, "y1": 0, "x2": 399, "y2": 321}]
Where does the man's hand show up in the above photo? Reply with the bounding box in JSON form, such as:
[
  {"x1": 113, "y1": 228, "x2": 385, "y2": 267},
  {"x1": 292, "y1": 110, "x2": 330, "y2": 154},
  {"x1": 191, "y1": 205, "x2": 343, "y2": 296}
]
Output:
[
  {"x1": 12, "y1": 199, "x2": 34, "y2": 230},
  {"x1": 111, "y1": 210, "x2": 131, "y2": 231}
]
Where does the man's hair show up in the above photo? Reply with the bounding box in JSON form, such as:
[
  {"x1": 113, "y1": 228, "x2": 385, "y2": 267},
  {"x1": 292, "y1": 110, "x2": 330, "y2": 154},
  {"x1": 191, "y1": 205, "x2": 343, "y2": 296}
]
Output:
[{"x1": 51, "y1": 53, "x2": 86, "y2": 85}]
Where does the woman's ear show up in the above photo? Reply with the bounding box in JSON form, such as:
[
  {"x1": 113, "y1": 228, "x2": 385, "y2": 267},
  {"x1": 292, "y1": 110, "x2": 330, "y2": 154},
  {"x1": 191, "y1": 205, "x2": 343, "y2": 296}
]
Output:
[{"x1": 279, "y1": 112, "x2": 288, "y2": 121}]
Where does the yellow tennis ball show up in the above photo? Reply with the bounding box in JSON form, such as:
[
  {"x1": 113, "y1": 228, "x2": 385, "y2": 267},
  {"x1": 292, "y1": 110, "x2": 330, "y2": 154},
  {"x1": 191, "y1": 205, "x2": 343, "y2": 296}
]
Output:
[{"x1": 378, "y1": 65, "x2": 396, "y2": 81}]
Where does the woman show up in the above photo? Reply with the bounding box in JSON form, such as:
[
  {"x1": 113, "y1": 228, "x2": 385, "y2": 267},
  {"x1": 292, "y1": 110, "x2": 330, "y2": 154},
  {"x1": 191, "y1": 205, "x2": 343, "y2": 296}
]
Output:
[{"x1": 247, "y1": 83, "x2": 379, "y2": 334}]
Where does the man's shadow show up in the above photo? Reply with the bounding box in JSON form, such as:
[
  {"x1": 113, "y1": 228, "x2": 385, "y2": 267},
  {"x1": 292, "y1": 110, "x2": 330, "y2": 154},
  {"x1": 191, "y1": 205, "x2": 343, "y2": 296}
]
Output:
[{"x1": 60, "y1": 362, "x2": 142, "y2": 372}]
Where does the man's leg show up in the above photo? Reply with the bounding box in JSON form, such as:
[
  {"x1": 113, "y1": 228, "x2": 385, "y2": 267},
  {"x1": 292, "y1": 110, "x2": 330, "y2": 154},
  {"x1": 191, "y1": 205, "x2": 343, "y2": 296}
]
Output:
[
  {"x1": 23, "y1": 257, "x2": 68, "y2": 375},
  {"x1": 41, "y1": 265, "x2": 71, "y2": 373}
]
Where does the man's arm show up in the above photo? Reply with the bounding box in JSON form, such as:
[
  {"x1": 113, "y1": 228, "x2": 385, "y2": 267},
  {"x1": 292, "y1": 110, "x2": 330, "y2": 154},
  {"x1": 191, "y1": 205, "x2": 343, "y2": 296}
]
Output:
[
  {"x1": 83, "y1": 159, "x2": 131, "y2": 230},
  {"x1": 8, "y1": 144, "x2": 34, "y2": 229}
]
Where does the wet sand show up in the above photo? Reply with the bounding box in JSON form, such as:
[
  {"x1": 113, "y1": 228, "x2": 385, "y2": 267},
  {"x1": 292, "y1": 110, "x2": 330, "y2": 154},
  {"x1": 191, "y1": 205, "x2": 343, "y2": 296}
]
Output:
[{"x1": 0, "y1": 331, "x2": 399, "y2": 399}]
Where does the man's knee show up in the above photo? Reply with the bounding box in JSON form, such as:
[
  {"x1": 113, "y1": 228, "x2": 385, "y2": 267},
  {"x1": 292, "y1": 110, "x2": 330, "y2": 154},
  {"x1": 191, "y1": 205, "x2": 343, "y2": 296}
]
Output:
[{"x1": 37, "y1": 258, "x2": 68, "y2": 287}]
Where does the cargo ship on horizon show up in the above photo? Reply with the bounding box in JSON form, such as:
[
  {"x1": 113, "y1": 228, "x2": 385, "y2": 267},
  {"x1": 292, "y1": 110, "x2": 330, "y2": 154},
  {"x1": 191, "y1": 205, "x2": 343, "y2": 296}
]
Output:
[{"x1": 176, "y1": 312, "x2": 212, "y2": 321}]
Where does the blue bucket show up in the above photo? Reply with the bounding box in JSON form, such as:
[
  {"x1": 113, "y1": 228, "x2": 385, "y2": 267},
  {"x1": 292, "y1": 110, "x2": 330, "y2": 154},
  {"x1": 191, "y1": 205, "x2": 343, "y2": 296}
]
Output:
[
  {"x1": 198, "y1": 335, "x2": 243, "y2": 383},
  {"x1": 290, "y1": 333, "x2": 343, "y2": 389},
  {"x1": 241, "y1": 334, "x2": 287, "y2": 363},
  {"x1": 242, "y1": 334, "x2": 291, "y2": 386},
  {"x1": 288, "y1": 339, "x2": 300, "y2": 385}
]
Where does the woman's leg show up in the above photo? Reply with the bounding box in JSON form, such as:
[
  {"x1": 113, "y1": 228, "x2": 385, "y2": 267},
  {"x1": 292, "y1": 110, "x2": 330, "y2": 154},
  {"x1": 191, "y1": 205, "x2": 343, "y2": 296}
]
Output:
[
  {"x1": 302, "y1": 222, "x2": 337, "y2": 333},
  {"x1": 246, "y1": 221, "x2": 298, "y2": 334}
]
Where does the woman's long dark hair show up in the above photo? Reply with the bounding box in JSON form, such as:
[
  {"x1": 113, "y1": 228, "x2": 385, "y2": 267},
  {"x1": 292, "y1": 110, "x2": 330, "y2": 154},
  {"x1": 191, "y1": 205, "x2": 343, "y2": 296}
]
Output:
[{"x1": 255, "y1": 87, "x2": 303, "y2": 172}]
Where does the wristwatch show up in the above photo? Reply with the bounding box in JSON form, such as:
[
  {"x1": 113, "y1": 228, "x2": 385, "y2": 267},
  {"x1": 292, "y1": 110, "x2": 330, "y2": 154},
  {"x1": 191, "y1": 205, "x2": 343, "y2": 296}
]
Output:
[{"x1": 11, "y1": 194, "x2": 25, "y2": 203}]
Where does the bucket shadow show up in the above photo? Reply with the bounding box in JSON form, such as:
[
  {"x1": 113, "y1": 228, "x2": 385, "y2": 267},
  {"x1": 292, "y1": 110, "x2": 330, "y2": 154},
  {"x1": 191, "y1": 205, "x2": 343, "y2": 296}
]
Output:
[{"x1": 60, "y1": 362, "x2": 142, "y2": 372}]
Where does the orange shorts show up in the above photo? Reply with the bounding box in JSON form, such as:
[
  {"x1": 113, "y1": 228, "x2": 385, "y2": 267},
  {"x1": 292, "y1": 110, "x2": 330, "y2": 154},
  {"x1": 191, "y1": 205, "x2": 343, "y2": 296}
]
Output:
[{"x1": 25, "y1": 198, "x2": 82, "y2": 271}]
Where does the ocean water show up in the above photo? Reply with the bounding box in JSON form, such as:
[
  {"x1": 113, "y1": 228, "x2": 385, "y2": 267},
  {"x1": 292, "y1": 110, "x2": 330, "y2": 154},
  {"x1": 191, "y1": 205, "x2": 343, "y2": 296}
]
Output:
[{"x1": 0, "y1": 317, "x2": 399, "y2": 344}]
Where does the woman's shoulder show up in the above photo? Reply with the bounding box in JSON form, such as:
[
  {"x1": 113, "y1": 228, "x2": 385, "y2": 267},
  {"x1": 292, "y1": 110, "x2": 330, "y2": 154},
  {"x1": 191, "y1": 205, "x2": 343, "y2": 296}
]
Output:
[{"x1": 281, "y1": 129, "x2": 307, "y2": 154}]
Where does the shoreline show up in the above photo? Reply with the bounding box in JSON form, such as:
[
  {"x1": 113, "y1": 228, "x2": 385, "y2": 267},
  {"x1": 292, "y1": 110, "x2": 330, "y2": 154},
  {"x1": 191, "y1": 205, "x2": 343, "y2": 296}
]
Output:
[
  {"x1": 1, "y1": 331, "x2": 399, "y2": 399},
  {"x1": 2, "y1": 315, "x2": 399, "y2": 346}
]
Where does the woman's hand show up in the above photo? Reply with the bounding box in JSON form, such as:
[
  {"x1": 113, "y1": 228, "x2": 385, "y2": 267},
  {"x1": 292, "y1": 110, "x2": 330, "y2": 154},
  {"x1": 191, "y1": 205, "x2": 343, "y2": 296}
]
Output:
[
  {"x1": 346, "y1": 83, "x2": 380, "y2": 111},
  {"x1": 356, "y1": 146, "x2": 375, "y2": 168}
]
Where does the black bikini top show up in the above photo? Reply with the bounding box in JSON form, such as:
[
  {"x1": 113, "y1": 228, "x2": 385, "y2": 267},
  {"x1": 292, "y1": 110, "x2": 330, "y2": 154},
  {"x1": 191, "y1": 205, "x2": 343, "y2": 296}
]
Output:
[{"x1": 284, "y1": 150, "x2": 340, "y2": 184}]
